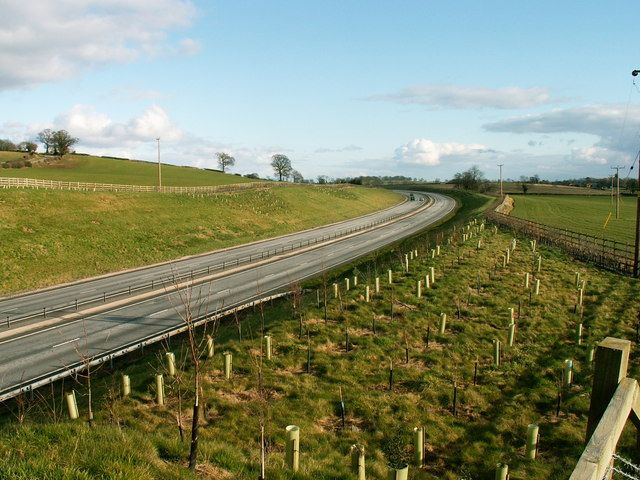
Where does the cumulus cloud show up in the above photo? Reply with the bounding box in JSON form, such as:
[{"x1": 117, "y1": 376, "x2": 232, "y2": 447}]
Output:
[
  {"x1": 0, "y1": 0, "x2": 199, "y2": 90},
  {"x1": 484, "y1": 104, "x2": 640, "y2": 165},
  {"x1": 369, "y1": 85, "x2": 553, "y2": 109},
  {"x1": 50, "y1": 104, "x2": 184, "y2": 148},
  {"x1": 571, "y1": 147, "x2": 614, "y2": 165},
  {"x1": 394, "y1": 138, "x2": 488, "y2": 166}
]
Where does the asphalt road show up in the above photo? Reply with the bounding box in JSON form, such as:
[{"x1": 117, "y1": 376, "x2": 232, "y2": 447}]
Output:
[
  {"x1": 0, "y1": 191, "x2": 424, "y2": 325},
  {"x1": 0, "y1": 191, "x2": 455, "y2": 401}
]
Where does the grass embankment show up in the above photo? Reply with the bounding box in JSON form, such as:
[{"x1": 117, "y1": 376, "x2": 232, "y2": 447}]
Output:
[
  {"x1": 511, "y1": 194, "x2": 637, "y2": 244},
  {"x1": 0, "y1": 186, "x2": 402, "y2": 294},
  {"x1": 1, "y1": 197, "x2": 638, "y2": 479},
  {"x1": 0, "y1": 152, "x2": 252, "y2": 186}
]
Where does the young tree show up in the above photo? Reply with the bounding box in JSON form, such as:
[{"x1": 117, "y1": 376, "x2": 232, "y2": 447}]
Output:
[
  {"x1": 52, "y1": 130, "x2": 79, "y2": 156},
  {"x1": 18, "y1": 141, "x2": 37, "y2": 154},
  {"x1": 216, "y1": 152, "x2": 235, "y2": 173},
  {"x1": 0, "y1": 139, "x2": 16, "y2": 151},
  {"x1": 37, "y1": 129, "x2": 54, "y2": 154},
  {"x1": 291, "y1": 169, "x2": 304, "y2": 183},
  {"x1": 270, "y1": 154, "x2": 292, "y2": 181},
  {"x1": 452, "y1": 165, "x2": 486, "y2": 191}
]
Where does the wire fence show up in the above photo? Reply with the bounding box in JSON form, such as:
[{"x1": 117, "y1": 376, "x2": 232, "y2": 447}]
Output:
[
  {"x1": 486, "y1": 210, "x2": 635, "y2": 276},
  {"x1": 606, "y1": 454, "x2": 640, "y2": 479}
]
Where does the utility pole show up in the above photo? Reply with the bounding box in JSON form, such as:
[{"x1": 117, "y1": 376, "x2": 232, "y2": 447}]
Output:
[
  {"x1": 634, "y1": 157, "x2": 640, "y2": 277},
  {"x1": 610, "y1": 174, "x2": 614, "y2": 207},
  {"x1": 632, "y1": 69, "x2": 640, "y2": 277},
  {"x1": 611, "y1": 166, "x2": 624, "y2": 219},
  {"x1": 156, "y1": 137, "x2": 162, "y2": 191},
  {"x1": 497, "y1": 164, "x2": 504, "y2": 198}
]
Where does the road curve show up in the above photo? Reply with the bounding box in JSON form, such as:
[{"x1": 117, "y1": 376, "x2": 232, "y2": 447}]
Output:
[
  {"x1": 0, "y1": 191, "x2": 421, "y2": 324},
  {"x1": 0, "y1": 191, "x2": 456, "y2": 401}
]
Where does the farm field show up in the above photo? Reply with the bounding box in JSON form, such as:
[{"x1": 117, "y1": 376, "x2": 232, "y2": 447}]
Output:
[
  {"x1": 1, "y1": 208, "x2": 638, "y2": 479},
  {"x1": 0, "y1": 186, "x2": 402, "y2": 294},
  {"x1": 0, "y1": 152, "x2": 253, "y2": 186},
  {"x1": 415, "y1": 182, "x2": 611, "y2": 196},
  {"x1": 511, "y1": 194, "x2": 637, "y2": 245}
]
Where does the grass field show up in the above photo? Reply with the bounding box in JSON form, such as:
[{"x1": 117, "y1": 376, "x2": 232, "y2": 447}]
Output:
[
  {"x1": 0, "y1": 152, "x2": 253, "y2": 186},
  {"x1": 511, "y1": 194, "x2": 637, "y2": 244},
  {"x1": 0, "y1": 186, "x2": 402, "y2": 294},
  {"x1": 413, "y1": 183, "x2": 611, "y2": 196},
  {"x1": 1, "y1": 202, "x2": 638, "y2": 479}
]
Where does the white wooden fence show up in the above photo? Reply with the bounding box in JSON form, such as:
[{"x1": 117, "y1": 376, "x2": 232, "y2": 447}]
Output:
[{"x1": 0, "y1": 176, "x2": 309, "y2": 194}]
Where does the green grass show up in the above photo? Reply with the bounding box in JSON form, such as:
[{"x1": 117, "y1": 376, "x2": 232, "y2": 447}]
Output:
[
  {"x1": 511, "y1": 194, "x2": 637, "y2": 244},
  {"x1": 2, "y1": 196, "x2": 638, "y2": 479},
  {"x1": 412, "y1": 183, "x2": 611, "y2": 195},
  {"x1": 0, "y1": 186, "x2": 402, "y2": 293},
  {"x1": 0, "y1": 152, "x2": 253, "y2": 186}
]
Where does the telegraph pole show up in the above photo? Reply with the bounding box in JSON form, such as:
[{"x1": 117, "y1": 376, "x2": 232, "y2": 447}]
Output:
[
  {"x1": 156, "y1": 137, "x2": 162, "y2": 191},
  {"x1": 498, "y1": 164, "x2": 504, "y2": 198},
  {"x1": 611, "y1": 165, "x2": 624, "y2": 219},
  {"x1": 634, "y1": 157, "x2": 640, "y2": 277},
  {"x1": 632, "y1": 69, "x2": 640, "y2": 277}
]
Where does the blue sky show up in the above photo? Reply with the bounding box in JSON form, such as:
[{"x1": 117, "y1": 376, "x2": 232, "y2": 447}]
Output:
[{"x1": 1, "y1": 0, "x2": 639, "y2": 181}]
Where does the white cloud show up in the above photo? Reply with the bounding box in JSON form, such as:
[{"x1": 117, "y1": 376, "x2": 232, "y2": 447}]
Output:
[
  {"x1": 50, "y1": 104, "x2": 183, "y2": 148},
  {"x1": 571, "y1": 147, "x2": 611, "y2": 165},
  {"x1": 369, "y1": 85, "x2": 553, "y2": 109},
  {"x1": 0, "y1": 0, "x2": 198, "y2": 90},
  {"x1": 484, "y1": 104, "x2": 640, "y2": 166},
  {"x1": 314, "y1": 144, "x2": 363, "y2": 154},
  {"x1": 394, "y1": 138, "x2": 487, "y2": 166}
]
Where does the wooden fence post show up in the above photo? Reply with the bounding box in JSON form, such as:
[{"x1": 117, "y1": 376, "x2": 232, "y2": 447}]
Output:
[{"x1": 585, "y1": 337, "x2": 631, "y2": 442}]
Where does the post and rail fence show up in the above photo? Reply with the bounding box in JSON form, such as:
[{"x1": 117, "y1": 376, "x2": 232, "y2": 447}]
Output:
[
  {"x1": 570, "y1": 337, "x2": 640, "y2": 480},
  {"x1": 0, "y1": 176, "x2": 349, "y2": 195}
]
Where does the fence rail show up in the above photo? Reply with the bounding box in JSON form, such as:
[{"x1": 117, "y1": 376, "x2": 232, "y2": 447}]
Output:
[
  {"x1": 0, "y1": 177, "x2": 347, "y2": 195},
  {"x1": 570, "y1": 338, "x2": 638, "y2": 480},
  {"x1": 486, "y1": 210, "x2": 634, "y2": 276}
]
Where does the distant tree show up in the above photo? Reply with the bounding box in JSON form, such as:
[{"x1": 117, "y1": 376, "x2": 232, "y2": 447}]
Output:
[
  {"x1": 291, "y1": 169, "x2": 304, "y2": 183},
  {"x1": 626, "y1": 177, "x2": 638, "y2": 194},
  {"x1": 316, "y1": 175, "x2": 329, "y2": 184},
  {"x1": 215, "y1": 152, "x2": 235, "y2": 173},
  {"x1": 270, "y1": 154, "x2": 292, "y2": 181},
  {"x1": 452, "y1": 166, "x2": 486, "y2": 191},
  {"x1": 529, "y1": 174, "x2": 540, "y2": 184},
  {"x1": 0, "y1": 139, "x2": 16, "y2": 151},
  {"x1": 244, "y1": 172, "x2": 260, "y2": 179},
  {"x1": 51, "y1": 130, "x2": 79, "y2": 156},
  {"x1": 37, "y1": 129, "x2": 54, "y2": 154},
  {"x1": 18, "y1": 141, "x2": 38, "y2": 154},
  {"x1": 519, "y1": 176, "x2": 530, "y2": 194}
]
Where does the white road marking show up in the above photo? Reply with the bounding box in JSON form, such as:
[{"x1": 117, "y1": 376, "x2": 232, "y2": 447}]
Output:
[{"x1": 52, "y1": 337, "x2": 80, "y2": 349}]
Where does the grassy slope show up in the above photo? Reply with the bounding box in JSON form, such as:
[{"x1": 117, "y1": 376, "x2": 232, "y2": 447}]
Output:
[
  {"x1": 0, "y1": 186, "x2": 402, "y2": 293},
  {"x1": 1, "y1": 195, "x2": 638, "y2": 479},
  {"x1": 0, "y1": 152, "x2": 253, "y2": 186},
  {"x1": 511, "y1": 194, "x2": 637, "y2": 244}
]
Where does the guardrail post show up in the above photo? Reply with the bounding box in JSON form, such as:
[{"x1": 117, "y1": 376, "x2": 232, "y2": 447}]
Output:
[{"x1": 585, "y1": 337, "x2": 631, "y2": 442}]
